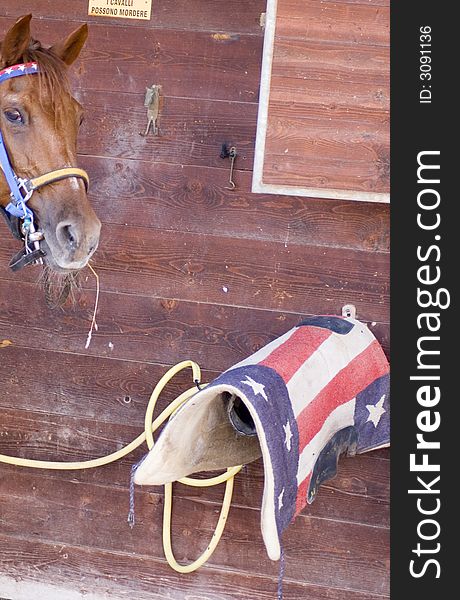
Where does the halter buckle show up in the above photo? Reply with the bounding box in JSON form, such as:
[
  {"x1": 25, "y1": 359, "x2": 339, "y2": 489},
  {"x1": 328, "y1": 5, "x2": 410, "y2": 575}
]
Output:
[
  {"x1": 16, "y1": 176, "x2": 34, "y2": 197},
  {"x1": 6, "y1": 177, "x2": 34, "y2": 219}
]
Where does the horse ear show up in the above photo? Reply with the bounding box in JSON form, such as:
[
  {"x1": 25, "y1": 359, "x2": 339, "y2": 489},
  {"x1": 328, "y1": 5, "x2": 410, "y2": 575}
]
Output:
[
  {"x1": 50, "y1": 23, "x2": 88, "y2": 66},
  {"x1": 0, "y1": 14, "x2": 32, "y2": 67}
]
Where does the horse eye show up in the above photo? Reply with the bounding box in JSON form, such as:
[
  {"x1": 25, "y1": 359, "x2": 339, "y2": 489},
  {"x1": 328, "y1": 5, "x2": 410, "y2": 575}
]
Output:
[
  {"x1": 4, "y1": 109, "x2": 24, "y2": 124},
  {"x1": 79, "y1": 114, "x2": 85, "y2": 127}
]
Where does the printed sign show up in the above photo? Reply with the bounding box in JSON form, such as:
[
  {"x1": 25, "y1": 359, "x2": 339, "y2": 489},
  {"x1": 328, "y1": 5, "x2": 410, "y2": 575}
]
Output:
[{"x1": 88, "y1": 0, "x2": 152, "y2": 21}]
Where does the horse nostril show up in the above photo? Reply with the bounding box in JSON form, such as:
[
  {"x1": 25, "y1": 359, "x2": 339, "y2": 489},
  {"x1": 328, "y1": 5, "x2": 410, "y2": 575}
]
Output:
[
  {"x1": 66, "y1": 226, "x2": 76, "y2": 246},
  {"x1": 56, "y1": 222, "x2": 79, "y2": 252}
]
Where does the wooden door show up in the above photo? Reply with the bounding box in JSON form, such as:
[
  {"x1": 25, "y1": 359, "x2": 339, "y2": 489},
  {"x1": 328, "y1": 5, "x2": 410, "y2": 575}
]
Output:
[{"x1": 253, "y1": 0, "x2": 390, "y2": 202}]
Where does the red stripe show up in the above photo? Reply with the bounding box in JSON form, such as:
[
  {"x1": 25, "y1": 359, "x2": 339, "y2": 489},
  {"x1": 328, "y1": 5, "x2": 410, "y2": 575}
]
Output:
[
  {"x1": 260, "y1": 326, "x2": 331, "y2": 383},
  {"x1": 296, "y1": 340, "x2": 389, "y2": 453}
]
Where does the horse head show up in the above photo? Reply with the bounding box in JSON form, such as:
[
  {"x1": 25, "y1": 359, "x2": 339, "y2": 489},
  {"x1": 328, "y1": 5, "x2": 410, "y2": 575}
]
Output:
[{"x1": 0, "y1": 15, "x2": 100, "y2": 275}]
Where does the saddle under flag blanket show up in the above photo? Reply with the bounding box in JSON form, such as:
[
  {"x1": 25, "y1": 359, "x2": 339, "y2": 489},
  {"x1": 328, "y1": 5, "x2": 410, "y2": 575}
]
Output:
[
  {"x1": 205, "y1": 316, "x2": 390, "y2": 559},
  {"x1": 136, "y1": 316, "x2": 390, "y2": 561}
]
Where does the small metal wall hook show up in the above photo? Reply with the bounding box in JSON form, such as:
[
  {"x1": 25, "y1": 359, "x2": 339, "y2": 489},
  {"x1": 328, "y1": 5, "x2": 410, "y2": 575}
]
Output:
[
  {"x1": 220, "y1": 144, "x2": 237, "y2": 190},
  {"x1": 342, "y1": 304, "x2": 357, "y2": 319},
  {"x1": 140, "y1": 84, "x2": 162, "y2": 137}
]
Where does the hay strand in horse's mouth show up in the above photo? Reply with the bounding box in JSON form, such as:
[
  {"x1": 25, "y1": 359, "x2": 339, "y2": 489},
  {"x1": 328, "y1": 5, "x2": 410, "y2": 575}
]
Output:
[{"x1": 85, "y1": 263, "x2": 100, "y2": 349}]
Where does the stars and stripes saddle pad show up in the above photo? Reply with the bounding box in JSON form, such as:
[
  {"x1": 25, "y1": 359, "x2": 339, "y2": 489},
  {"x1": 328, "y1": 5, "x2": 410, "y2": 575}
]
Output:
[{"x1": 203, "y1": 315, "x2": 390, "y2": 560}]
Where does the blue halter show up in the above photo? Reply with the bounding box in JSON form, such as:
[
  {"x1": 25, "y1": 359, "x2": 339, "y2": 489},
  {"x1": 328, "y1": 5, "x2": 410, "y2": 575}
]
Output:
[{"x1": 0, "y1": 62, "x2": 40, "y2": 225}]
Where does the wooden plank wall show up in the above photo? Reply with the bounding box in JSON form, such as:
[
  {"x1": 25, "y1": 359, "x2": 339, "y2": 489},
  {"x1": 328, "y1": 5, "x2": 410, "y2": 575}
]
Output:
[
  {"x1": 0, "y1": 2, "x2": 389, "y2": 599},
  {"x1": 258, "y1": 0, "x2": 389, "y2": 200}
]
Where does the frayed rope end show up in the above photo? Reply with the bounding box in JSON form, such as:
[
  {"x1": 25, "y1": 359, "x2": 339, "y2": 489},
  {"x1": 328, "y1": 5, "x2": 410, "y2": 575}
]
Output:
[
  {"x1": 127, "y1": 455, "x2": 148, "y2": 530},
  {"x1": 127, "y1": 509, "x2": 136, "y2": 529},
  {"x1": 277, "y1": 545, "x2": 286, "y2": 600}
]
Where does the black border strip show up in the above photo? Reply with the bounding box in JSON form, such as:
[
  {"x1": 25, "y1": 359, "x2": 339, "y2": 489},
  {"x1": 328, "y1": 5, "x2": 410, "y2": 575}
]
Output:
[{"x1": 391, "y1": 2, "x2": 455, "y2": 596}]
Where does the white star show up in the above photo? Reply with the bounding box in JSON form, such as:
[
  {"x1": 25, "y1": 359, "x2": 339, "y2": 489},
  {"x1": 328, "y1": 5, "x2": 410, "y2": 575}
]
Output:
[
  {"x1": 283, "y1": 420, "x2": 293, "y2": 451},
  {"x1": 241, "y1": 376, "x2": 268, "y2": 401},
  {"x1": 18, "y1": 65, "x2": 25, "y2": 71},
  {"x1": 366, "y1": 394, "x2": 386, "y2": 428},
  {"x1": 5, "y1": 67, "x2": 14, "y2": 74},
  {"x1": 31, "y1": 63, "x2": 38, "y2": 70},
  {"x1": 278, "y1": 488, "x2": 284, "y2": 511}
]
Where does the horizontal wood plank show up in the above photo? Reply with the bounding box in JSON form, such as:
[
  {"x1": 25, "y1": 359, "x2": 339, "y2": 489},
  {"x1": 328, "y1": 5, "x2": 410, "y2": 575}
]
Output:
[
  {"x1": 75, "y1": 90, "x2": 258, "y2": 171},
  {"x1": 0, "y1": 346, "x2": 207, "y2": 425},
  {"x1": 271, "y1": 38, "x2": 389, "y2": 87},
  {"x1": 276, "y1": 0, "x2": 390, "y2": 46},
  {"x1": 0, "y1": 282, "x2": 390, "y2": 371},
  {"x1": 263, "y1": 151, "x2": 389, "y2": 193},
  {"x1": 0, "y1": 470, "x2": 389, "y2": 595},
  {"x1": 0, "y1": 227, "x2": 390, "y2": 322},
  {"x1": 0, "y1": 401, "x2": 389, "y2": 528},
  {"x1": 0, "y1": 17, "x2": 263, "y2": 102},
  {"x1": 92, "y1": 227, "x2": 390, "y2": 321},
  {"x1": 265, "y1": 106, "x2": 389, "y2": 187},
  {"x1": 72, "y1": 88, "x2": 389, "y2": 182},
  {"x1": 79, "y1": 156, "x2": 390, "y2": 252},
  {"x1": 269, "y1": 76, "x2": 389, "y2": 111},
  {"x1": 268, "y1": 95, "x2": 389, "y2": 131},
  {"x1": 0, "y1": 534, "x2": 388, "y2": 600},
  {"x1": 0, "y1": 1, "x2": 267, "y2": 35}
]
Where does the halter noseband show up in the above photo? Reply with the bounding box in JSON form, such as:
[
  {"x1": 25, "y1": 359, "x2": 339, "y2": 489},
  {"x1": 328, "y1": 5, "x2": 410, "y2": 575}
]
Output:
[{"x1": 0, "y1": 62, "x2": 90, "y2": 271}]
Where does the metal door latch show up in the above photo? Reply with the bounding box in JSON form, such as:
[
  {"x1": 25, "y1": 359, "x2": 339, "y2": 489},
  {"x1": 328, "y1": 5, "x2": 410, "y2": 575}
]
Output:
[{"x1": 140, "y1": 84, "x2": 162, "y2": 136}]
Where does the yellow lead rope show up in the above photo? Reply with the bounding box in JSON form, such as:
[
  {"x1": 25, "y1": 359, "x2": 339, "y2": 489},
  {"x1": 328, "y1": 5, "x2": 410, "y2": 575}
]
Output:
[{"x1": 0, "y1": 360, "x2": 242, "y2": 572}]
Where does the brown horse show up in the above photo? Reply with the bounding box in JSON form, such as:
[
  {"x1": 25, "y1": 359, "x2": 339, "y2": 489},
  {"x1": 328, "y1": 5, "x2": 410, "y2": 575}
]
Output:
[{"x1": 0, "y1": 15, "x2": 100, "y2": 277}]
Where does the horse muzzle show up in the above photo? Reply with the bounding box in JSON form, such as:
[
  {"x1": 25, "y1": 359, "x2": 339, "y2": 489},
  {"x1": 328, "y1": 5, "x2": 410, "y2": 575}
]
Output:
[
  {"x1": 1, "y1": 164, "x2": 99, "y2": 273},
  {"x1": 42, "y1": 214, "x2": 101, "y2": 272}
]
